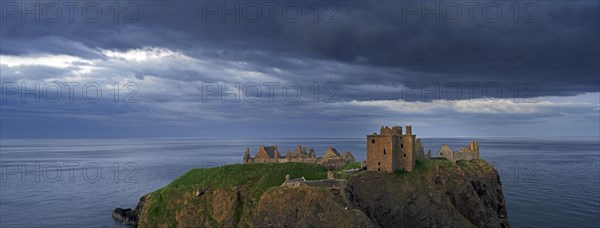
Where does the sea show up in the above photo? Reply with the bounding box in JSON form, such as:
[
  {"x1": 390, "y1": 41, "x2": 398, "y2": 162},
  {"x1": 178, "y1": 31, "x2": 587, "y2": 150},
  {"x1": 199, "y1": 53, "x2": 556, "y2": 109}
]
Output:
[{"x1": 0, "y1": 137, "x2": 598, "y2": 227}]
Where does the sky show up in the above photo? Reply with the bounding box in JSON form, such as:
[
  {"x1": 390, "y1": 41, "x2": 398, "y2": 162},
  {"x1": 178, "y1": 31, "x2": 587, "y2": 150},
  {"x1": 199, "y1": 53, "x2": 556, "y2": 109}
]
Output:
[{"x1": 0, "y1": 0, "x2": 599, "y2": 138}]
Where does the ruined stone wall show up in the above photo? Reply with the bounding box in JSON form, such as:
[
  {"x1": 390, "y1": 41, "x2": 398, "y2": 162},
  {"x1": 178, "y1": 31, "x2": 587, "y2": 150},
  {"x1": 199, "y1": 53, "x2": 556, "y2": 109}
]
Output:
[
  {"x1": 244, "y1": 145, "x2": 349, "y2": 165},
  {"x1": 253, "y1": 158, "x2": 273, "y2": 163},
  {"x1": 253, "y1": 146, "x2": 279, "y2": 162},
  {"x1": 276, "y1": 157, "x2": 318, "y2": 164},
  {"x1": 437, "y1": 141, "x2": 479, "y2": 163},
  {"x1": 438, "y1": 144, "x2": 455, "y2": 162},
  {"x1": 246, "y1": 156, "x2": 322, "y2": 164},
  {"x1": 453, "y1": 152, "x2": 474, "y2": 161},
  {"x1": 281, "y1": 179, "x2": 348, "y2": 188},
  {"x1": 461, "y1": 140, "x2": 479, "y2": 159},
  {"x1": 416, "y1": 139, "x2": 426, "y2": 161}
]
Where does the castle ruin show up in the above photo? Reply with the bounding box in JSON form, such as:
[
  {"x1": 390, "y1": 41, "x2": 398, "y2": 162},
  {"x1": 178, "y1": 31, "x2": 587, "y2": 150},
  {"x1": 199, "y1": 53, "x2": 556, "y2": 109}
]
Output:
[
  {"x1": 243, "y1": 145, "x2": 355, "y2": 167},
  {"x1": 241, "y1": 125, "x2": 480, "y2": 173},
  {"x1": 243, "y1": 145, "x2": 317, "y2": 163},
  {"x1": 366, "y1": 125, "x2": 426, "y2": 172},
  {"x1": 437, "y1": 141, "x2": 479, "y2": 163},
  {"x1": 365, "y1": 125, "x2": 479, "y2": 172}
]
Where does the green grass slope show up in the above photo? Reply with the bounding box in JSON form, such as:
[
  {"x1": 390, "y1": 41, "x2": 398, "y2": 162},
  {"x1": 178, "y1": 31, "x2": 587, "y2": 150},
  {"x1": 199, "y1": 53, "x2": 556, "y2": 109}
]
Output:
[{"x1": 141, "y1": 162, "x2": 327, "y2": 227}]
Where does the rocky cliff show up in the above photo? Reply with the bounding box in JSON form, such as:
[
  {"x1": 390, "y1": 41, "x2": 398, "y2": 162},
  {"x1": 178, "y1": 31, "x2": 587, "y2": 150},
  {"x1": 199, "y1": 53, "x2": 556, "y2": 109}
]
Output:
[{"x1": 113, "y1": 159, "x2": 509, "y2": 228}]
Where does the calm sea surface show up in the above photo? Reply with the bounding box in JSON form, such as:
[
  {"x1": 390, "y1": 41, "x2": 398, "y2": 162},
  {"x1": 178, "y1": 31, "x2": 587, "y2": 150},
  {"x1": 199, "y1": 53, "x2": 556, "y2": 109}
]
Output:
[{"x1": 0, "y1": 137, "x2": 599, "y2": 227}]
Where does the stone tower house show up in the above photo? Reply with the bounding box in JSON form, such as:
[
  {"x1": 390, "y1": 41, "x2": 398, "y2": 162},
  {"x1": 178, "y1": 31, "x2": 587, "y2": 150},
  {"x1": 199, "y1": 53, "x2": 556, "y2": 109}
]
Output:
[{"x1": 366, "y1": 125, "x2": 417, "y2": 172}]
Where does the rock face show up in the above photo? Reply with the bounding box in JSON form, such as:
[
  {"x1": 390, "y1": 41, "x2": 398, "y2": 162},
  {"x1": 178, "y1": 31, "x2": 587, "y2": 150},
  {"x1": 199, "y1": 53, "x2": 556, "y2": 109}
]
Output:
[
  {"x1": 348, "y1": 160, "x2": 509, "y2": 228},
  {"x1": 210, "y1": 188, "x2": 239, "y2": 226},
  {"x1": 123, "y1": 160, "x2": 509, "y2": 228},
  {"x1": 112, "y1": 195, "x2": 147, "y2": 227},
  {"x1": 253, "y1": 186, "x2": 373, "y2": 227},
  {"x1": 112, "y1": 208, "x2": 136, "y2": 226}
]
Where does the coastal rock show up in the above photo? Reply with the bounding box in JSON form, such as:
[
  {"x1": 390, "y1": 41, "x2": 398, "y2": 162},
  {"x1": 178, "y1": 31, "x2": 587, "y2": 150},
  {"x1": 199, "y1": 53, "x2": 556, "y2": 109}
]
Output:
[
  {"x1": 210, "y1": 188, "x2": 239, "y2": 226},
  {"x1": 112, "y1": 195, "x2": 147, "y2": 227},
  {"x1": 112, "y1": 208, "x2": 137, "y2": 226},
  {"x1": 348, "y1": 160, "x2": 509, "y2": 228},
  {"x1": 127, "y1": 160, "x2": 509, "y2": 228},
  {"x1": 252, "y1": 186, "x2": 373, "y2": 227}
]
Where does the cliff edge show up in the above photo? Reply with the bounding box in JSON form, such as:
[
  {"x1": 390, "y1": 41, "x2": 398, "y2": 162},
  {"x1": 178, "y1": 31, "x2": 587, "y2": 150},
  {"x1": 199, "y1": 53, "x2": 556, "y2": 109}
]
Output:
[{"x1": 113, "y1": 159, "x2": 509, "y2": 228}]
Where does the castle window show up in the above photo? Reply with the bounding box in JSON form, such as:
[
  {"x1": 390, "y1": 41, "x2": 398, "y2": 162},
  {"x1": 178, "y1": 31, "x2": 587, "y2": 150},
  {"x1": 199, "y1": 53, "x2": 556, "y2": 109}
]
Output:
[
  {"x1": 378, "y1": 168, "x2": 381, "y2": 171},
  {"x1": 401, "y1": 144, "x2": 404, "y2": 148},
  {"x1": 383, "y1": 149, "x2": 386, "y2": 154},
  {"x1": 371, "y1": 139, "x2": 375, "y2": 144},
  {"x1": 403, "y1": 154, "x2": 406, "y2": 158},
  {"x1": 378, "y1": 162, "x2": 381, "y2": 165}
]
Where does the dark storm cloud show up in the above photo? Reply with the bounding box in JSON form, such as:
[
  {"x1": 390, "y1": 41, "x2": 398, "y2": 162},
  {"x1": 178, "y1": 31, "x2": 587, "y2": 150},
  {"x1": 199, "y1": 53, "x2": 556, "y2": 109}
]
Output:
[
  {"x1": 282, "y1": 1, "x2": 599, "y2": 96},
  {"x1": 1, "y1": 1, "x2": 597, "y2": 100},
  {"x1": 1, "y1": 1, "x2": 598, "y2": 138}
]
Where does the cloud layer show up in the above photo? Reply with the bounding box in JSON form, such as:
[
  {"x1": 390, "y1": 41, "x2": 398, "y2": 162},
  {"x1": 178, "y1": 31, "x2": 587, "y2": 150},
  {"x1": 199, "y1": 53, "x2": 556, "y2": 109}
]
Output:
[{"x1": 1, "y1": 1, "x2": 598, "y2": 138}]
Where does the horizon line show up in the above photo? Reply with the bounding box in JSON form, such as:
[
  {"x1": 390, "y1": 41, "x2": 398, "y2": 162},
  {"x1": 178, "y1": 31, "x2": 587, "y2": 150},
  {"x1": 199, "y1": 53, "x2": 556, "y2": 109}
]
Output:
[{"x1": 1, "y1": 136, "x2": 599, "y2": 140}]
